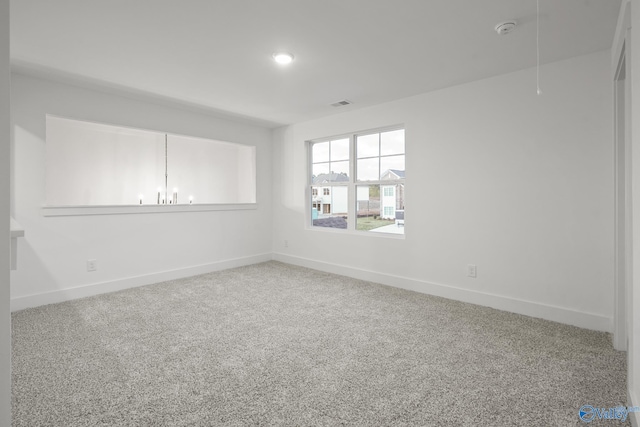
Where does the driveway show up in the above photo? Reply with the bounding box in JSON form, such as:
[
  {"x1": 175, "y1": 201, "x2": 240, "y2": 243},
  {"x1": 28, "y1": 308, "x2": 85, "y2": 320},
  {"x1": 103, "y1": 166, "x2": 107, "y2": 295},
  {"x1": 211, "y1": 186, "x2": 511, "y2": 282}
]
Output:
[{"x1": 369, "y1": 223, "x2": 404, "y2": 235}]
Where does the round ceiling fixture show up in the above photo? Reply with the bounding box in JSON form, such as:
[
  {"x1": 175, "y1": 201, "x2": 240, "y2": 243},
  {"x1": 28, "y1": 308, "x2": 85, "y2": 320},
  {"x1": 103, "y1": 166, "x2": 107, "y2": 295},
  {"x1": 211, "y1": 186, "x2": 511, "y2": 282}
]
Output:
[
  {"x1": 273, "y1": 52, "x2": 294, "y2": 64},
  {"x1": 495, "y1": 21, "x2": 517, "y2": 35}
]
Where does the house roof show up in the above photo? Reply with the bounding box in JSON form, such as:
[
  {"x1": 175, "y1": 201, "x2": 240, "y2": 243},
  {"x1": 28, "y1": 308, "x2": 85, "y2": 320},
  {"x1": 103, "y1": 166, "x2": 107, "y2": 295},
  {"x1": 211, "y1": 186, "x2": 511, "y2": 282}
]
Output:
[
  {"x1": 313, "y1": 173, "x2": 349, "y2": 184},
  {"x1": 383, "y1": 169, "x2": 405, "y2": 179}
]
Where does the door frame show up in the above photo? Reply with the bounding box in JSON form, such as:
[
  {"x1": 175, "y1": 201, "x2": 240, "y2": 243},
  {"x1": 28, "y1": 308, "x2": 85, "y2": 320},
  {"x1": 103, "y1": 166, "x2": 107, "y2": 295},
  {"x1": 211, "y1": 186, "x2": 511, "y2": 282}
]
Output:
[{"x1": 613, "y1": 3, "x2": 632, "y2": 352}]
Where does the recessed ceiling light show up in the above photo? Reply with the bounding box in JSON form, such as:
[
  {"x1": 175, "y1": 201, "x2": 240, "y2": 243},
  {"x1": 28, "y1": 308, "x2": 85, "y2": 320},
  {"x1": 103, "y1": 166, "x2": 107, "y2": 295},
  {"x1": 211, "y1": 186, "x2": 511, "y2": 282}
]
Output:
[{"x1": 273, "y1": 52, "x2": 294, "y2": 64}]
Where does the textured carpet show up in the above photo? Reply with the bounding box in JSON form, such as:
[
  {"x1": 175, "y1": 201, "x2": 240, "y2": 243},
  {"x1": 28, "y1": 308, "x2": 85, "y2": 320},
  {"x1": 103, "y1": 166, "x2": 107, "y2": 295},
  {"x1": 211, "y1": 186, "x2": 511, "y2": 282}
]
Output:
[{"x1": 12, "y1": 261, "x2": 628, "y2": 426}]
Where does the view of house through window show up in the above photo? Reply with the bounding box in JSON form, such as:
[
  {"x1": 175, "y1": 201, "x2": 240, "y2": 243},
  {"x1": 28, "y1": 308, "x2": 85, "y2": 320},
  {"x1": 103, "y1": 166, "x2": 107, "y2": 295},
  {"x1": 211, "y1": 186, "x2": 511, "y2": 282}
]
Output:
[{"x1": 310, "y1": 128, "x2": 405, "y2": 234}]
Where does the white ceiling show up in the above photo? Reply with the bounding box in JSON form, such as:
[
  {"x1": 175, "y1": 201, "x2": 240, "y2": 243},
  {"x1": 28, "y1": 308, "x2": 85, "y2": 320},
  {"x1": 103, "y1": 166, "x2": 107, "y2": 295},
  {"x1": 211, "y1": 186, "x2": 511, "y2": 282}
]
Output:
[{"x1": 10, "y1": 0, "x2": 622, "y2": 127}]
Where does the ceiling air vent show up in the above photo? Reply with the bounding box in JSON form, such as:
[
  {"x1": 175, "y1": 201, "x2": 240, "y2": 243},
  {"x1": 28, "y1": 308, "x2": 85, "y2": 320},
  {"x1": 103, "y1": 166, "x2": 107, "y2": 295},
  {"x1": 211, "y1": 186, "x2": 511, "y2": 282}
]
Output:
[{"x1": 330, "y1": 99, "x2": 352, "y2": 107}]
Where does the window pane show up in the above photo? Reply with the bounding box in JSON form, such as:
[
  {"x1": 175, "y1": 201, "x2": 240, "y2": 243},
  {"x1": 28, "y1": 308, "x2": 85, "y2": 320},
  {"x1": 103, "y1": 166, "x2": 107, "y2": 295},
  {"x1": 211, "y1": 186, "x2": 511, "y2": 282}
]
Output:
[
  {"x1": 331, "y1": 138, "x2": 349, "y2": 161},
  {"x1": 380, "y1": 155, "x2": 405, "y2": 180},
  {"x1": 357, "y1": 158, "x2": 379, "y2": 181},
  {"x1": 356, "y1": 185, "x2": 370, "y2": 202},
  {"x1": 311, "y1": 186, "x2": 348, "y2": 230},
  {"x1": 329, "y1": 161, "x2": 349, "y2": 180},
  {"x1": 312, "y1": 141, "x2": 329, "y2": 163},
  {"x1": 356, "y1": 133, "x2": 379, "y2": 158},
  {"x1": 313, "y1": 164, "x2": 348, "y2": 183},
  {"x1": 381, "y1": 129, "x2": 405, "y2": 156},
  {"x1": 312, "y1": 163, "x2": 330, "y2": 180},
  {"x1": 355, "y1": 185, "x2": 403, "y2": 234},
  {"x1": 356, "y1": 185, "x2": 378, "y2": 217}
]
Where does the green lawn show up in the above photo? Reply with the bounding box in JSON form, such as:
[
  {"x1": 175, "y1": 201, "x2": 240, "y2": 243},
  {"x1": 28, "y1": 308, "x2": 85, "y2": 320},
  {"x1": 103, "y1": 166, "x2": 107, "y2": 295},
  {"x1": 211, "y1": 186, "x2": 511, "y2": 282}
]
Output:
[{"x1": 356, "y1": 217, "x2": 395, "y2": 231}]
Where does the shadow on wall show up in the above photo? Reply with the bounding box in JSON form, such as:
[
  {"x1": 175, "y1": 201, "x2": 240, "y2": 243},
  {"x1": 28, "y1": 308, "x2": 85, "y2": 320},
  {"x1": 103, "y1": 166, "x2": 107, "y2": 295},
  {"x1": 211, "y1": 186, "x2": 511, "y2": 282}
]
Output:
[{"x1": 10, "y1": 241, "x2": 59, "y2": 310}]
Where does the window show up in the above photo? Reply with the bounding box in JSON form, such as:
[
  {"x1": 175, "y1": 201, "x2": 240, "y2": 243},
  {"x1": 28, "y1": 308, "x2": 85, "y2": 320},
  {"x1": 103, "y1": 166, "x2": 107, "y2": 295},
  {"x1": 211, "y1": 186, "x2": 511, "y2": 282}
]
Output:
[{"x1": 310, "y1": 127, "x2": 405, "y2": 234}]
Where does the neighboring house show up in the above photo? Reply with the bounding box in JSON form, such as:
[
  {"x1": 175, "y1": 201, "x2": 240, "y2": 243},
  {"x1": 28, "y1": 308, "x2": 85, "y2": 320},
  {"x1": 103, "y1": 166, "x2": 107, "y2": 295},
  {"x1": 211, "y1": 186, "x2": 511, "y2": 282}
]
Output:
[
  {"x1": 356, "y1": 185, "x2": 380, "y2": 216},
  {"x1": 312, "y1": 170, "x2": 403, "y2": 218},
  {"x1": 312, "y1": 172, "x2": 348, "y2": 215},
  {"x1": 380, "y1": 169, "x2": 405, "y2": 220}
]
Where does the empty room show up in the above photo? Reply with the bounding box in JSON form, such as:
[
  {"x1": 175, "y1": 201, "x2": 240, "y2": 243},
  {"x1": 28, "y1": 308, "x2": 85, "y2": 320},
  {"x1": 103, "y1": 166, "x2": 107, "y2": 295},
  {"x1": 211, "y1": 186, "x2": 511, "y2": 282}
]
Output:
[{"x1": 3, "y1": 0, "x2": 640, "y2": 425}]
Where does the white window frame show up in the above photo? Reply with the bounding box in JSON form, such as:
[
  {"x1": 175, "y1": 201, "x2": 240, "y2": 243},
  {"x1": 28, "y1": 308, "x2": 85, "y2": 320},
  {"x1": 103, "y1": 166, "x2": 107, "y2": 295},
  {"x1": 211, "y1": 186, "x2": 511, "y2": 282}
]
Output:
[{"x1": 308, "y1": 125, "x2": 405, "y2": 238}]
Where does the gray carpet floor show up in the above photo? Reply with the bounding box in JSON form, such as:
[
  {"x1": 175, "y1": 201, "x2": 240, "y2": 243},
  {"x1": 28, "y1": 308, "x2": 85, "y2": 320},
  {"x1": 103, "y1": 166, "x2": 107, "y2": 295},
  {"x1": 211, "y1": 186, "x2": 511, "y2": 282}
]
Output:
[{"x1": 12, "y1": 261, "x2": 628, "y2": 426}]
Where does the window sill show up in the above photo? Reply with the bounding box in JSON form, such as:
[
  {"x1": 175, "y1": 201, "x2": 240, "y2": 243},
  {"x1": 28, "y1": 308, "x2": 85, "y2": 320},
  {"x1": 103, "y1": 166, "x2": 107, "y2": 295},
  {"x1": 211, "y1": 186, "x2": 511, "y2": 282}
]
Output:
[
  {"x1": 42, "y1": 203, "x2": 258, "y2": 217},
  {"x1": 307, "y1": 225, "x2": 406, "y2": 239}
]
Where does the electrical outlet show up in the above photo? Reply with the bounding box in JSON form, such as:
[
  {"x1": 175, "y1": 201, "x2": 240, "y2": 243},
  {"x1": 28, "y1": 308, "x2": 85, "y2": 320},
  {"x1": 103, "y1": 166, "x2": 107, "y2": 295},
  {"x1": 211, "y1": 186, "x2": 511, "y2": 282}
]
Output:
[
  {"x1": 87, "y1": 259, "x2": 97, "y2": 272},
  {"x1": 284, "y1": 240, "x2": 289, "y2": 248},
  {"x1": 467, "y1": 264, "x2": 477, "y2": 278}
]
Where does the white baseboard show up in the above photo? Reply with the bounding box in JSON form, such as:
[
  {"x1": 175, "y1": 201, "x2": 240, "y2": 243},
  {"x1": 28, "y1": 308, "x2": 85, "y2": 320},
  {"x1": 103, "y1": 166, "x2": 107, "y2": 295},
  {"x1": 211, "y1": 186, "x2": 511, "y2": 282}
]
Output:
[
  {"x1": 12, "y1": 251, "x2": 612, "y2": 333},
  {"x1": 273, "y1": 252, "x2": 612, "y2": 333},
  {"x1": 11, "y1": 253, "x2": 273, "y2": 312}
]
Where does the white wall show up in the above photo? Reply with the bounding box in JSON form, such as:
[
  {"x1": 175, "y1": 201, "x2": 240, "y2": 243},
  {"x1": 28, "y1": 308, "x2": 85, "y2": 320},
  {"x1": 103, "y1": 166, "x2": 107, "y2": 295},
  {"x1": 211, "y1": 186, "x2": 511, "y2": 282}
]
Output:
[
  {"x1": 167, "y1": 134, "x2": 256, "y2": 204},
  {"x1": 45, "y1": 116, "x2": 166, "y2": 206},
  {"x1": 0, "y1": 0, "x2": 10, "y2": 423},
  {"x1": 273, "y1": 50, "x2": 614, "y2": 332},
  {"x1": 46, "y1": 115, "x2": 257, "y2": 206},
  {"x1": 10, "y1": 73, "x2": 273, "y2": 309}
]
